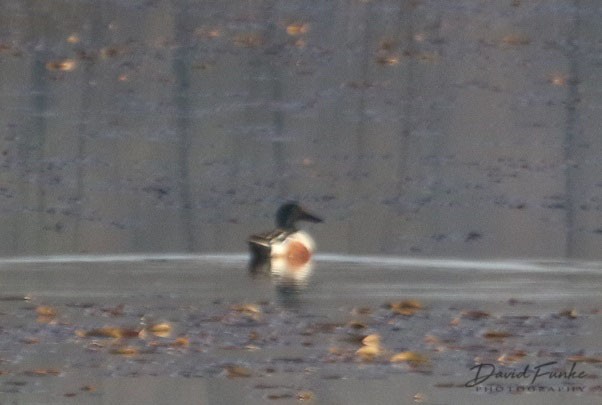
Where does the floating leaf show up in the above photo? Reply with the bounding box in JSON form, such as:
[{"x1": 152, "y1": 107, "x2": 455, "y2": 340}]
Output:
[
  {"x1": 461, "y1": 310, "x2": 490, "y2": 320},
  {"x1": 498, "y1": 350, "x2": 527, "y2": 365},
  {"x1": 356, "y1": 344, "x2": 382, "y2": 361},
  {"x1": 230, "y1": 303, "x2": 262, "y2": 321},
  {"x1": 110, "y1": 346, "x2": 138, "y2": 356},
  {"x1": 35, "y1": 306, "x2": 57, "y2": 317},
  {"x1": 171, "y1": 337, "x2": 190, "y2": 347},
  {"x1": 230, "y1": 303, "x2": 261, "y2": 314},
  {"x1": 286, "y1": 23, "x2": 310, "y2": 36},
  {"x1": 45, "y1": 59, "x2": 77, "y2": 72},
  {"x1": 413, "y1": 392, "x2": 427, "y2": 402},
  {"x1": 268, "y1": 393, "x2": 293, "y2": 400},
  {"x1": 297, "y1": 390, "x2": 315, "y2": 401},
  {"x1": 66, "y1": 34, "x2": 80, "y2": 44},
  {"x1": 351, "y1": 306, "x2": 373, "y2": 316},
  {"x1": 148, "y1": 322, "x2": 172, "y2": 337},
  {"x1": 36, "y1": 305, "x2": 57, "y2": 323},
  {"x1": 388, "y1": 300, "x2": 422, "y2": 315},
  {"x1": 225, "y1": 365, "x2": 252, "y2": 378},
  {"x1": 567, "y1": 355, "x2": 602, "y2": 364},
  {"x1": 482, "y1": 330, "x2": 513, "y2": 340},
  {"x1": 81, "y1": 385, "x2": 96, "y2": 392},
  {"x1": 390, "y1": 351, "x2": 428, "y2": 365},
  {"x1": 558, "y1": 309, "x2": 578, "y2": 319},
  {"x1": 84, "y1": 327, "x2": 140, "y2": 339},
  {"x1": 449, "y1": 317, "x2": 461, "y2": 326},
  {"x1": 501, "y1": 34, "x2": 530, "y2": 46},
  {"x1": 356, "y1": 334, "x2": 382, "y2": 361},
  {"x1": 362, "y1": 334, "x2": 381, "y2": 347},
  {"x1": 23, "y1": 368, "x2": 61, "y2": 377},
  {"x1": 375, "y1": 54, "x2": 400, "y2": 66},
  {"x1": 548, "y1": 73, "x2": 567, "y2": 86}
]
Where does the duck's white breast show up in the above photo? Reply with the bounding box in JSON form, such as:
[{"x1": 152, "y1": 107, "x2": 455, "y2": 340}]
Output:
[{"x1": 270, "y1": 230, "x2": 316, "y2": 257}]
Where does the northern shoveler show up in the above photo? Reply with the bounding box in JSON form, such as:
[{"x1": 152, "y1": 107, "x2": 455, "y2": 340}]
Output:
[{"x1": 248, "y1": 202, "x2": 323, "y2": 274}]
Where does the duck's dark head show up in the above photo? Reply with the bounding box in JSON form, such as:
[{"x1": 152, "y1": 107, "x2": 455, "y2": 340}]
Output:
[{"x1": 276, "y1": 202, "x2": 323, "y2": 230}]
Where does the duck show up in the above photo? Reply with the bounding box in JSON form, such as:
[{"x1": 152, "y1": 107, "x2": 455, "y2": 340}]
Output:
[{"x1": 248, "y1": 202, "x2": 323, "y2": 274}]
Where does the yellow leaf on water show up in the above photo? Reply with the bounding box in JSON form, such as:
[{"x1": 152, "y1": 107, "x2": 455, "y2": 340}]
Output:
[
  {"x1": 388, "y1": 300, "x2": 422, "y2": 315},
  {"x1": 110, "y1": 346, "x2": 138, "y2": 356},
  {"x1": 297, "y1": 390, "x2": 315, "y2": 401},
  {"x1": 230, "y1": 303, "x2": 261, "y2": 314},
  {"x1": 85, "y1": 327, "x2": 140, "y2": 339},
  {"x1": 45, "y1": 59, "x2": 77, "y2": 72},
  {"x1": 35, "y1": 306, "x2": 57, "y2": 317},
  {"x1": 498, "y1": 350, "x2": 527, "y2": 365},
  {"x1": 230, "y1": 303, "x2": 262, "y2": 320},
  {"x1": 390, "y1": 351, "x2": 428, "y2": 365},
  {"x1": 66, "y1": 34, "x2": 80, "y2": 44},
  {"x1": 171, "y1": 337, "x2": 190, "y2": 347},
  {"x1": 149, "y1": 322, "x2": 172, "y2": 337},
  {"x1": 86, "y1": 327, "x2": 122, "y2": 338},
  {"x1": 361, "y1": 334, "x2": 381, "y2": 347},
  {"x1": 286, "y1": 23, "x2": 310, "y2": 36},
  {"x1": 375, "y1": 54, "x2": 400, "y2": 66},
  {"x1": 549, "y1": 73, "x2": 568, "y2": 87},
  {"x1": 356, "y1": 344, "x2": 382, "y2": 361}
]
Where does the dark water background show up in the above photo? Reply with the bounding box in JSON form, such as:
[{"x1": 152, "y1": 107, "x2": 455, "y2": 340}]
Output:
[{"x1": 1, "y1": 0, "x2": 601, "y2": 259}]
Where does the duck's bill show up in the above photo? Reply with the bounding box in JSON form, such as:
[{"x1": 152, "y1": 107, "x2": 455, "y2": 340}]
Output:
[{"x1": 299, "y1": 209, "x2": 323, "y2": 223}]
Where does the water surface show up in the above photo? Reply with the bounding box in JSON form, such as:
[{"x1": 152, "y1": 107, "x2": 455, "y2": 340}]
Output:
[{"x1": 0, "y1": 255, "x2": 600, "y2": 404}]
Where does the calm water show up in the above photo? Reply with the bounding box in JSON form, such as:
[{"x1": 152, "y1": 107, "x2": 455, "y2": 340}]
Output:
[
  {"x1": 0, "y1": 0, "x2": 601, "y2": 259},
  {"x1": 1, "y1": 1, "x2": 602, "y2": 403},
  {"x1": 0, "y1": 255, "x2": 601, "y2": 404}
]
